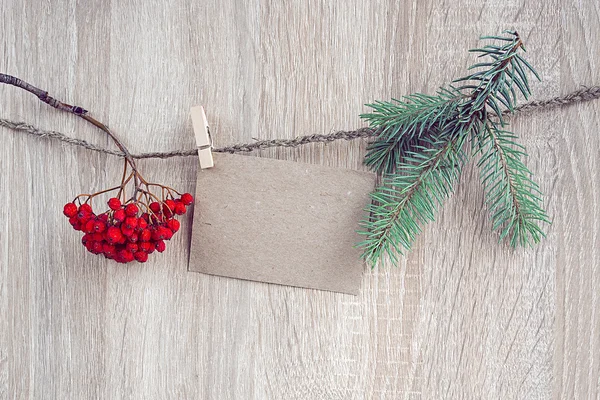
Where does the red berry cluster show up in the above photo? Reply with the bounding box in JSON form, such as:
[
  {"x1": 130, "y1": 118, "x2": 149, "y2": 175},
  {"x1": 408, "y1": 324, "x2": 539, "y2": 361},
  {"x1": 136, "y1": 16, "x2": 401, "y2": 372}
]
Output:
[{"x1": 63, "y1": 192, "x2": 194, "y2": 263}]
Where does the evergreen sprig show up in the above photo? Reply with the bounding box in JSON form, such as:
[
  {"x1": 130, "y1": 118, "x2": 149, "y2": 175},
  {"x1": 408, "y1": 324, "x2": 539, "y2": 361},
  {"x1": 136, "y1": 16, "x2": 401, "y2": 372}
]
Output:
[
  {"x1": 359, "y1": 30, "x2": 549, "y2": 264},
  {"x1": 476, "y1": 122, "x2": 549, "y2": 247}
]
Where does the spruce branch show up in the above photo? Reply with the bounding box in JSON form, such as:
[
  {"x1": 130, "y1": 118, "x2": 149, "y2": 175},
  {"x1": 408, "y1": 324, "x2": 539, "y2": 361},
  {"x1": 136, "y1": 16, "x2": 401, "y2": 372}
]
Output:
[
  {"x1": 360, "y1": 30, "x2": 549, "y2": 264},
  {"x1": 476, "y1": 121, "x2": 549, "y2": 246},
  {"x1": 362, "y1": 87, "x2": 464, "y2": 174},
  {"x1": 359, "y1": 130, "x2": 468, "y2": 263}
]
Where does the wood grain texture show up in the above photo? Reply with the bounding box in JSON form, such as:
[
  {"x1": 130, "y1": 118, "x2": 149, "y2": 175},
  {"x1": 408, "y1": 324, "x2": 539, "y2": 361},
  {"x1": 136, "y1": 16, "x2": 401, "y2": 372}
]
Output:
[{"x1": 1, "y1": 0, "x2": 598, "y2": 399}]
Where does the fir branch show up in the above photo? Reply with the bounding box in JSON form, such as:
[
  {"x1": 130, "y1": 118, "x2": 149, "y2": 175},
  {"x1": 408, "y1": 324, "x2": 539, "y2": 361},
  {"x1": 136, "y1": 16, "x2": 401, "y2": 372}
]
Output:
[
  {"x1": 362, "y1": 87, "x2": 464, "y2": 174},
  {"x1": 359, "y1": 130, "x2": 468, "y2": 262},
  {"x1": 361, "y1": 32, "x2": 528, "y2": 176},
  {"x1": 476, "y1": 122, "x2": 549, "y2": 246},
  {"x1": 360, "y1": 30, "x2": 549, "y2": 264}
]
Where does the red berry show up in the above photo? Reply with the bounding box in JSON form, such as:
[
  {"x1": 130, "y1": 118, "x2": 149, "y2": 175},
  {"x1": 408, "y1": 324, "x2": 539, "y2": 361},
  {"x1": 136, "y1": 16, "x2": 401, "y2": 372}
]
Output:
[
  {"x1": 173, "y1": 202, "x2": 186, "y2": 215},
  {"x1": 167, "y1": 219, "x2": 180, "y2": 232},
  {"x1": 118, "y1": 249, "x2": 135, "y2": 263},
  {"x1": 107, "y1": 197, "x2": 122, "y2": 210},
  {"x1": 106, "y1": 226, "x2": 124, "y2": 244},
  {"x1": 84, "y1": 219, "x2": 96, "y2": 234},
  {"x1": 180, "y1": 193, "x2": 194, "y2": 206},
  {"x1": 126, "y1": 242, "x2": 139, "y2": 253},
  {"x1": 164, "y1": 200, "x2": 176, "y2": 212},
  {"x1": 121, "y1": 226, "x2": 135, "y2": 237},
  {"x1": 69, "y1": 216, "x2": 81, "y2": 230},
  {"x1": 163, "y1": 200, "x2": 175, "y2": 218},
  {"x1": 155, "y1": 240, "x2": 166, "y2": 253},
  {"x1": 137, "y1": 218, "x2": 148, "y2": 230},
  {"x1": 140, "y1": 229, "x2": 152, "y2": 242},
  {"x1": 98, "y1": 213, "x2": 109, "y2": 223},
  {"x1": 125, "y1": 203, "x2": 139, "y2": 217},
  {"x1": 103, "y1": 243, "x2": 116, "y2": 256},
  {"x1": 134, "y1": 251, "x2": 148, "y2": 263},
  {"x1": 140, "y1": 241, "x2": 155, "y2": 253},
  {"x1": 92, "y1": 241, "x2": 104, "y2": 254},
  {"x1": 113, "y1": 209, "x2": 126, "y2": 222},
  {"x1": 152, "y1": 226, "x2": 172, "y2": 241},
  {"x1": 63, "y1": 203, "x2": 78, "y2": 217},
  {"x1": 93, "y1": 220, "x2": 106, "y2": 233},
  {"x1": 77, "y1": 205, "x2": 93, "y2": 221},
  {"x1": 123, "y1": 217, "x2": 138, "y2": 230},
  {"x1": 128, "y1": 232, "x2": 139, "y2": 243},
  {"x1": 149, "y1": 202, "x2": 161, "y2": 213}
]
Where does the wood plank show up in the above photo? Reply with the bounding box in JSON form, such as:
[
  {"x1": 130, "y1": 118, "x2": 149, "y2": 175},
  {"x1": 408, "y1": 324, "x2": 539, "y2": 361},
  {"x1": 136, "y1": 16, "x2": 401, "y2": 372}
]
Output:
[
  {"x1": 0, "y1": 0, "x2": 598, "y2": 398},
  {"x1": 555, "y1": 2, "x2": 600, "y2": 398}
]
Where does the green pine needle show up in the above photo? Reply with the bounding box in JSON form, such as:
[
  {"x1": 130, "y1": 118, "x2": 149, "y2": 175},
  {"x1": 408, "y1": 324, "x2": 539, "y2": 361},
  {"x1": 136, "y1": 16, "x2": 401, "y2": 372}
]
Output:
[{"x1": 359, "y1": 30, "x2": 550, "y2": 264}]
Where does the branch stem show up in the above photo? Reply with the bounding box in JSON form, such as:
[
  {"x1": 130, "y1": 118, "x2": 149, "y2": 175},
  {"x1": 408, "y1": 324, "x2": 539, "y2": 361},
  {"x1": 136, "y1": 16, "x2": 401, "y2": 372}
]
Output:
[
  {"x1": 0, "y1": 72, "x2": 143, "y2": 197},
  {"x1": 0, "y1": 73, "x2": 88, "y2": 115}
]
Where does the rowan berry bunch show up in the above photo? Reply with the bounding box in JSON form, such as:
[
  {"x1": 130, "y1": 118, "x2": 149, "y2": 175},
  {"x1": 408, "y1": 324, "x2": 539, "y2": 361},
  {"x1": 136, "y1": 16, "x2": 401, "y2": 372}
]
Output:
[
  {"x1": 63, "y1": 162, "x2": 194, "y2": 263},
  {"x1": 0, "y1": 73, "x2": 198, "y2": 263},
  {"x1": 49, "y1": 90, "x2": 195, "y2": 263}
]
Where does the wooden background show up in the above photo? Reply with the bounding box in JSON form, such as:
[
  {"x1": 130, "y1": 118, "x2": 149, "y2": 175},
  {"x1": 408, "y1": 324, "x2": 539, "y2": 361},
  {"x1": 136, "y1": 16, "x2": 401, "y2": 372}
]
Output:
[{"x1": 1, "y1": 1, "x2": 599, "y2": 399}]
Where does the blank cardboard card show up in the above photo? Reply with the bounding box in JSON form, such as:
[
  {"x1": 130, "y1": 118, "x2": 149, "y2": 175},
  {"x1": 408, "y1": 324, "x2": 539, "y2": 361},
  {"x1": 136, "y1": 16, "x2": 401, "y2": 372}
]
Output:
[{"x1": 188, "y1": 153, "x2": 375, "y2": 294}]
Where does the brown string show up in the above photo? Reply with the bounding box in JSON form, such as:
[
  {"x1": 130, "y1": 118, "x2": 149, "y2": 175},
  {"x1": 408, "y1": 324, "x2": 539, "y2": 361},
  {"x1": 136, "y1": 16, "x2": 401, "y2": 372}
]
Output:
[{"x1": 1, "y1": 86, "x2": 599, "y2": 159}]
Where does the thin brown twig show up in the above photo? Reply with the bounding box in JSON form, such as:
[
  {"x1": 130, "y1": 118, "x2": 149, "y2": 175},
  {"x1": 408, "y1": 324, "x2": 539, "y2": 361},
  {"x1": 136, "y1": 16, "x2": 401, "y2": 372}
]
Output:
[{"x1": 0, "y1": 73, "x2": 88, "y2": 115}]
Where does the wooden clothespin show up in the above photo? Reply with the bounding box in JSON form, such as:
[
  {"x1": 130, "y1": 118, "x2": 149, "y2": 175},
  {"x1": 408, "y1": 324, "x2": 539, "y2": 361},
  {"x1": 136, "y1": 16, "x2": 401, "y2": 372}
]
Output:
[{"x1": 190, "y1": 106, "x2": 214, "y2": 169}]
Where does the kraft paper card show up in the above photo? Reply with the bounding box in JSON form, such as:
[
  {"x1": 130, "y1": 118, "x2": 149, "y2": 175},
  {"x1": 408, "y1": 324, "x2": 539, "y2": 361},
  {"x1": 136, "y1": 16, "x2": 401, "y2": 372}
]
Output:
[{"x1": 188, "y1": 153, "x2": 375, "y2": 295}]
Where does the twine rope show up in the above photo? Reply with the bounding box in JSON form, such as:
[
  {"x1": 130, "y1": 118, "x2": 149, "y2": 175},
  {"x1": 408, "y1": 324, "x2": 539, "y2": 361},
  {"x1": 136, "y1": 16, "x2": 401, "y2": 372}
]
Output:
[{"x1": 1, "y1": 86, "x2": 599, "y2": 159}]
